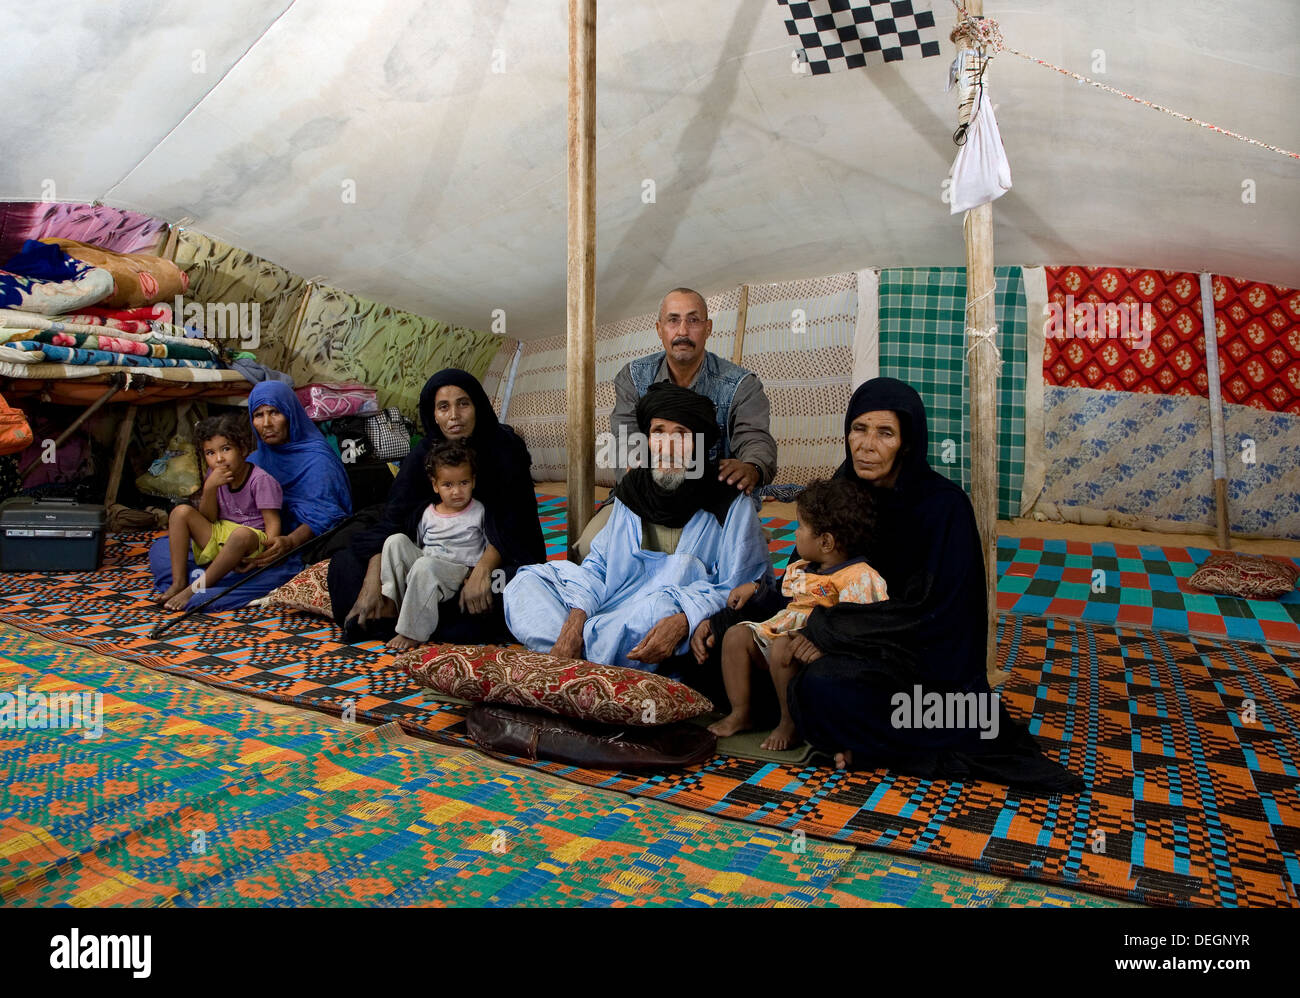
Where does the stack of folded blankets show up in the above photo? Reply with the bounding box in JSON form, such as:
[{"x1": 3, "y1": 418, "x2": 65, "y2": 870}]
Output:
[{"x1": 0, "y1": 238, "x2": 223, "y2": 375}]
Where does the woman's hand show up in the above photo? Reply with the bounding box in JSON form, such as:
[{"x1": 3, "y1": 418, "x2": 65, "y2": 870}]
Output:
[
  {"x1": 628, "y1": 613, "x2": 689, "y2": 665},
  {"x1": 244, "y1": 534, "x2": 294, "y2": 569},
  {"x1": 345, "y1": 573, "x2": 386, "y2": 629},
  {"x1": 690, "y1": 620, "x2": 715, "y2": 664},
  {"x1": 727, "y1": 582, "x2": 758, "y2": 610},
  {"x1": 459, "y1": 563, "x2": 496, "y2": 614},
  {"x1": 787, "y1": 633, "x2": 824, "y2": 665},
  {"x1": 460, "y1": 545, "x2": 503, "y2": 615},
  {"x1": 768, "y1": 635, "x2": 795, "y2": 670}
]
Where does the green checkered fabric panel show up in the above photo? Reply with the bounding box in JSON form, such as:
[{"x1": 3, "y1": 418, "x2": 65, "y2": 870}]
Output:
[{"x1": 878, "y1": 267, "x2": 1027, "y2": 518}]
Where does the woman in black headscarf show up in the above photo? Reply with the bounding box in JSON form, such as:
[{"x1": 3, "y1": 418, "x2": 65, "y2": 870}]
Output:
[
  {"x1": 326, "y1": 368, "x2": 546, "y2": 643},
  {"x1": 784, "y1": 377, "x2": 1083, "y2": 794}
]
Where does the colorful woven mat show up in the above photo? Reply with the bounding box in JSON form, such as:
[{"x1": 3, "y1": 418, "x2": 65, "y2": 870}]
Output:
[
  {"x1": 0, "y1": 534, "x2": 1293, "y2": 906},
  {"x1": 0, "y1": 628, "x2": 1127, "y2": 907},
  {"x1": 998, "y1": 536, "x2": 1300, "y2": 645}
]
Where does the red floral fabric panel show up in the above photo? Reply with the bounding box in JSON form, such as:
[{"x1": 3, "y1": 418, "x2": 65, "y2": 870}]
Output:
[
  {"x1": 1043, "y1": 267, "x2": 1300, "y2": 414},
  {"x1": 1214, "y1": 277, "x2": 1300, "y2": 414}
]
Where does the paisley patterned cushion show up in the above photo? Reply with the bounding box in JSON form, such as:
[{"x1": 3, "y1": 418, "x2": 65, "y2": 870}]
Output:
[
  {"x1": 403, "y1": 644, "x2": 713, "y2": 726},
  {"x1": 261, "y1": 559, "x2": 333, "y2": 618},
  {"x1": 1188, "y1": 553, "x2": 1299, "y2": 599}
]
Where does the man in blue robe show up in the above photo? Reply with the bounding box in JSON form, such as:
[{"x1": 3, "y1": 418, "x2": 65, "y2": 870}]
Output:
[
  {"x1": 573, "y1": 287, "x2": 777, "y2": 560},
  {"x1": 504, "y1": 384, "x2": 774, "y2": 672}
]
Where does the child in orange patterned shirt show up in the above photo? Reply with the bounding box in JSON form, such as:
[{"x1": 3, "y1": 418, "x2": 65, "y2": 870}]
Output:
[{"x1": 708, "y1": 478, "x2": 888, "y2": 751}]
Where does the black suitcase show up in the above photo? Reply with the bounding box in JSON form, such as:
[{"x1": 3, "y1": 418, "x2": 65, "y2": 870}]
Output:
[{"x1": 0, "y1": 496, "x2": 106, "y2": 572}]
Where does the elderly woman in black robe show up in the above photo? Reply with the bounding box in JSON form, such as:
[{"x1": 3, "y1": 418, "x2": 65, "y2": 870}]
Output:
[
  {"x1": 686, "y1": 374, "x2": 1071, "y2": 795},
  {"x1": 326, "y1": 368, "x2": 546, "y2": 644},
  {"x1": 782, "y1": 378, "x2": 1081, "y2": 793}
]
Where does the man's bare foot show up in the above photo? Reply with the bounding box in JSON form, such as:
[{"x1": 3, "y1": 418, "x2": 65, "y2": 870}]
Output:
[
  {"x1": 162, "y1": 585, "x2": 194, "y2": 611},
  {"x1": 155, "y1": 583, "x2": 187, "y2": 605},
  {"x1": 833, "y1": 749, "x2": 854, "y2": 770},
  {"x1": 386, "y1": 633, "x2": 421, "y2": 652},
  {"x1": 760, "y1": 721, "x2": 799, "y2": 752},
  {"x1": 708, "y1": 712, "x2": 750, "y2": 738}
]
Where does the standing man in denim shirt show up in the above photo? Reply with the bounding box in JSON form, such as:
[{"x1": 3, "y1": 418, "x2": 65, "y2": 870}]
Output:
[{"x1": 575, "y1": 287, "x2": 777, "y2": 559}]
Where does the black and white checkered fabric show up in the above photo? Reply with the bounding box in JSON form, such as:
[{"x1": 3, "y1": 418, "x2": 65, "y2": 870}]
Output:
[{"x1": 778, "y1": 0, "x2": 941, "y2": 73}]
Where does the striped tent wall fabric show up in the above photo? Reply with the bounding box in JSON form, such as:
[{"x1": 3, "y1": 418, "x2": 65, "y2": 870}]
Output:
[{"x1": 740, "y1": 272, "x2": 857, "y2": 487}]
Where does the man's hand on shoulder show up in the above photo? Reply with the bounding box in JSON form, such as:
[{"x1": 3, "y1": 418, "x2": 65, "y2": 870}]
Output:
[{"x1": 717, "y1": 458, "x2": 760, "y2": 493}]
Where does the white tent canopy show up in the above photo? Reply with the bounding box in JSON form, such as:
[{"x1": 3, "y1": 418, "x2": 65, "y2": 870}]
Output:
[{"x1": 2, "y1": 0, "x2": 1296, "y2": 339}]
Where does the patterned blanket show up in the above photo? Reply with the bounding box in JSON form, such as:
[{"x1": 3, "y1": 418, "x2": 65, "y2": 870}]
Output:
[
  {"x1": 20, "y1": 329, "x2": 216, "y2": 362},
  {"x1": 0, "y1": 532, "x2": 1293, "y2": 907},
  {"x1": 0, "y1": 339, "x2": 219, "y2": 369}
]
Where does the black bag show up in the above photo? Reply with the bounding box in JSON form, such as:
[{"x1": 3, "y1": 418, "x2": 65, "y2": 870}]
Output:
[
  {"x1": 466, "y1": 703, "x2": 717, "y2": 771},
  {"x1": 324, "y1": 415, "x2": 375, "y2": 465}
]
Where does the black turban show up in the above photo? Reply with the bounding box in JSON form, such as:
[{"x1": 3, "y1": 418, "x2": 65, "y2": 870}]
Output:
[
  {"x1": 615, "y1": 383, "x2": 735, "y2": 528},
  {"x1": 635, "y1": 383, "x2": 721, "y2": 453}
]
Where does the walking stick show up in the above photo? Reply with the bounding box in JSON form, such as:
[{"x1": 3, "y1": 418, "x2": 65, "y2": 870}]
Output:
[{"x1": 148, "y1": 515, "x2": 356, "y2": 640}]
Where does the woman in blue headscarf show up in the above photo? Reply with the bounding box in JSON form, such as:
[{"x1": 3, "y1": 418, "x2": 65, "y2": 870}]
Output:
[
  {"x1": 241, "y1": 381, "x2": 352, "y2": 566},
  {"x1": 148, "y1": 382, "x2": 351, "y2": 610}
]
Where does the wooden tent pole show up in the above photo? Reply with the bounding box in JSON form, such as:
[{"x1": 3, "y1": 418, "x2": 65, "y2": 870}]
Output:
[
  {"x1": 1199, "y1": 272, "x2": 1231, "y2": 549},
  {"x1": 955, "y1": 0, "x2": 1001, "y2": 684},
  {"x1": 732, "y1": 284, "x2": 750, "y2": 365},
  {"x1": 566, "y1": 0, "x2": 597, "y2": 555}
]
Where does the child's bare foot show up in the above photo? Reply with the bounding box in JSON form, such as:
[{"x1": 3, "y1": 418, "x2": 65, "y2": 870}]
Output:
[
  {"x1": 155, "y1": 583, "x2": 187, "y2": 605},
  {"x1": 708, "y1": 711, "x2": 750, "y2": 738},
  {"x1": 386, "y1": 633, "x2": 421, "y2": 652},
  {"x1": 162, "y1": 585, "x2": 194, "y2": 611},
  {"x1": 834, "y1": 749, "x2": 854, "y2": 770},
  {"x1": 760, "y1": 721, "x2": 799, "y2": 752}
]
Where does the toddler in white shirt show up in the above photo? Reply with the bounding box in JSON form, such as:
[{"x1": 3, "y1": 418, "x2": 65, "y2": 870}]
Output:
[{"x1": 381, "y1": 441, "x2": 487, "y2": 650}]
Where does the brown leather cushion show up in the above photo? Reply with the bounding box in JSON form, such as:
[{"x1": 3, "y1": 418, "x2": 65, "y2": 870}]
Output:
[
  {"x1": 1187, "y1": 553, "x2": 1299, "y2": 599},
  {"x1": 404, "y1": 643, "x2": 713, "y2": 726},
  {"x1": 467, "y1": 703, "x2": 717, "y2": 770},
  {"x1": 261, "y1": 559, "x2": 333, "y2": 618}
]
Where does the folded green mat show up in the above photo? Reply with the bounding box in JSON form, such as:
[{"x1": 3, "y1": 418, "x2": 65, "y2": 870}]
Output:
[{"x1": 692, "y1": 713, "x2": 819, "y2": 766}]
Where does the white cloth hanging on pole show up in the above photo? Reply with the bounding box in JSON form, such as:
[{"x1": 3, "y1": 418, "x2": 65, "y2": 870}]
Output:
[{"x1": 949, "y1": 81, "x2": 1012, "y2": 214}]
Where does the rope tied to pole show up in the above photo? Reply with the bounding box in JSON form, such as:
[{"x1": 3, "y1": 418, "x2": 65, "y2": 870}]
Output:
[
  {"x1": 949, "y1": 2, "x2": 1004, "y2": 52},
  {"x1": 964, "y1": 324, "x2": 1002, "y2": 373},
  {"x1": 949, "y1": 0, "x2": 1298, "y2": 161},
  {"x1": 963, "y1": 278, "x2": 1002, "y2": 374},
  {"x1": 948, "y1": 4, "x2": 1001, "y2": 144}
]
